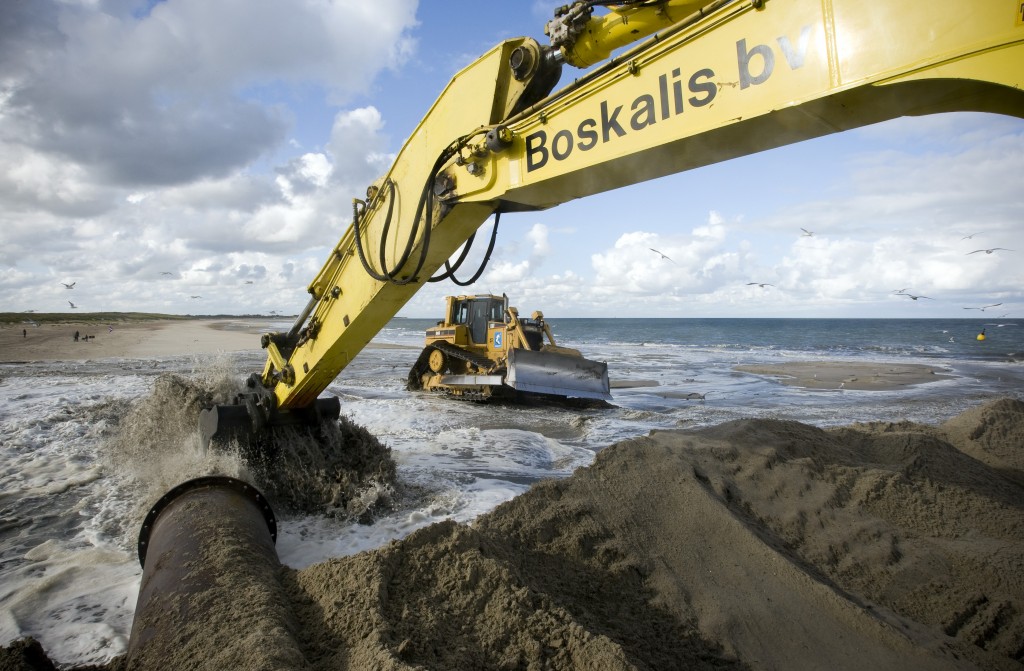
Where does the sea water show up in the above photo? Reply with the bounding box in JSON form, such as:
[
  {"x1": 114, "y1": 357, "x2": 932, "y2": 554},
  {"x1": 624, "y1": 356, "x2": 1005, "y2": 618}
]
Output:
[{"x1": 1, "y1": 317, "x2": 1022, "y2": 667}]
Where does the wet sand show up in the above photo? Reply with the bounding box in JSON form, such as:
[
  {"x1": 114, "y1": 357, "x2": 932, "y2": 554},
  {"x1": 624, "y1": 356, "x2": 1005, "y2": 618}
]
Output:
[
  {"x1": 735, "y1": 361, "x2": 954, "y2": 390},
  {"x1": 2, "y1": 320, "x2": 1022, "y2": 670}
]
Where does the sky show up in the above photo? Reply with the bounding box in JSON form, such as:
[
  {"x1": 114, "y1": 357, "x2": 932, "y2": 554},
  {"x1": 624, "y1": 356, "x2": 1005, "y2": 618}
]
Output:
[{"x1": 2, "y1": 0, "x2": 1022, "y2": 320}]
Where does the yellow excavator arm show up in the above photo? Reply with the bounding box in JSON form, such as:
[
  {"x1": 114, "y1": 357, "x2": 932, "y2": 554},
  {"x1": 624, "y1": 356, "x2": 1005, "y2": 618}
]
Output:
[{"x1": 256, "y1": 0, "x2": 1024, "y2": 414}]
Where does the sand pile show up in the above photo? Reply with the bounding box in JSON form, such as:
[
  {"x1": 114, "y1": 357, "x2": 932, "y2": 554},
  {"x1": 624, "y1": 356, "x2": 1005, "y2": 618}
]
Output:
[{"x1": 4, "y1": 399, "x2": 1023, "y2": 670}]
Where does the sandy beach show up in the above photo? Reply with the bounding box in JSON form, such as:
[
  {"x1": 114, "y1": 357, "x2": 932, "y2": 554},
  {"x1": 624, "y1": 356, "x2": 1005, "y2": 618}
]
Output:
[
  {"x1": 0, "y1": 319, "x2": 264, "y2": 362},
  {"x1": 735, "y1": 361, "x2": 954, "y2": 391},
  {"x1": 2, "y1": 319, "x2": 1022, "y2": 670}
]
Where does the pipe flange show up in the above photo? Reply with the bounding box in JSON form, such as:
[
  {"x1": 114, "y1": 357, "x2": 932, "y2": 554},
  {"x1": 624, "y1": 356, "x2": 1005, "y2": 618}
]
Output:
[{"x1": 137, "y1": 475, "x2": 276, "y2": 567}]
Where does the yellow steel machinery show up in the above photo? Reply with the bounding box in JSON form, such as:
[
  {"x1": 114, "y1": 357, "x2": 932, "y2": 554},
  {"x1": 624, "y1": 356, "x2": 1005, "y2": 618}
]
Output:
[
  {"x1": 407, "y1": 294, "x2": 611, "y2": 401},
  {"x1": 200, "y1": 0, "x2": 1024, "y2": 448}
]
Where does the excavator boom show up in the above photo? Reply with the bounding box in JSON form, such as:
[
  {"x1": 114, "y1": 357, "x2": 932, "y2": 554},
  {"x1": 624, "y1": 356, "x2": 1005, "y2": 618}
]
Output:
[{"x1": 201, "y1": 0, "x2": 1024, "y2": 448}]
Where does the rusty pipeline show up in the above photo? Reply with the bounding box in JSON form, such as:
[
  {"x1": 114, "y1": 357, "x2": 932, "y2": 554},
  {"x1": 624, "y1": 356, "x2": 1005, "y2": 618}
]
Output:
[{"x1": 127, "y1": 476, "x2": 306, "y2": 670}]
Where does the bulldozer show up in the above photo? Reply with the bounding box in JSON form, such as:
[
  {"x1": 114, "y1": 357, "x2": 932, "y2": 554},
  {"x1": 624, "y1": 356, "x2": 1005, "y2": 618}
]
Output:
[{"x1": 406, "y1": 294, "x2": 610, "y2": 402}]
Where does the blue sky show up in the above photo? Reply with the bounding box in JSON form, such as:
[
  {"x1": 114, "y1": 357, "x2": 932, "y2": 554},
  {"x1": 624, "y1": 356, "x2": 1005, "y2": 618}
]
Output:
[{"x1": 1, "y1": 0, "x2": 1022, "y2": 319}]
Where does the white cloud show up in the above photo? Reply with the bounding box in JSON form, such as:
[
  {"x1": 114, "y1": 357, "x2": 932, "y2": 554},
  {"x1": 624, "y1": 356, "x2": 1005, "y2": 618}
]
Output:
[
  {"x1": 0, "y1": 3, "x2": 1021, "y2": 321},
  {"x1": 526, "y1": 223, "x2": 550, "y2": 257}
]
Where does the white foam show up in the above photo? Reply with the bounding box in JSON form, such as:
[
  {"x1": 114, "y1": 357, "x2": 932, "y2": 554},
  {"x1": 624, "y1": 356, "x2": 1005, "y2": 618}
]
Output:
[{"x1": 276, "y1": 476, "x2": 528, "y2": 569}]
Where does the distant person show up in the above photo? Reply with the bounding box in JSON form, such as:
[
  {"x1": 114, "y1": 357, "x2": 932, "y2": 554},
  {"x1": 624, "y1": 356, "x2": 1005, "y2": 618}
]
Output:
[
  {"x1": 23, "y1": 328, "x2": 26, "y2": 338},
  {"x1": 74, "y1": 330, "x2": 80, "y2": 342}
]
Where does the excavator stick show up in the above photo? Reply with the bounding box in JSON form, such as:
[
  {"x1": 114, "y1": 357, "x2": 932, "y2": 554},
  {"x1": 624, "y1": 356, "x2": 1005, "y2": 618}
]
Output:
[{"x1": 506, "y1": 347, "x2": 611, "y2": 401}]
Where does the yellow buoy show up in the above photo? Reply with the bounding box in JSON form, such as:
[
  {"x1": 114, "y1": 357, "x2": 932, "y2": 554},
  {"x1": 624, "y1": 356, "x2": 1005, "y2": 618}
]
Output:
[{"x1": 977, "y1": 330, "x2": 986, "y2": 341}]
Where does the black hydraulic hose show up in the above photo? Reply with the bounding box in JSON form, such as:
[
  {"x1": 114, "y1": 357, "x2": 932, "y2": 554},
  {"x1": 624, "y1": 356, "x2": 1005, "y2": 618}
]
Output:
[
  {"x1": 352, "y1": 140, "x2": 463, "y2": 285},
  {"x1": 376, "y1": 179, "x2": 398, "y2": 276},
  {"x1": 430, "y1": 231, "x2": 477, "y2": 281},
  {"x1": 351, "y1": 173, "x2": 431, "y2": 285},
  {"x1": 429, "y1": 212, "x2": 501, "y2": 286},
  {"x1": 352, "y1": 195, "x2": 391, "y2": 283}
]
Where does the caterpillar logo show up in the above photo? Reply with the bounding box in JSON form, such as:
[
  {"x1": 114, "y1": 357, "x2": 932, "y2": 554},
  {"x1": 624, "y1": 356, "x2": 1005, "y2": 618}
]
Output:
[{"x1": 525, "y1": 26, "x2": 812, "y2": 172}]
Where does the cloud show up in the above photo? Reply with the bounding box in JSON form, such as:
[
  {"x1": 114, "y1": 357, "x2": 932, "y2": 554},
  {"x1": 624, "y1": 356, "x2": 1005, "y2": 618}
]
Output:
[
  {"x1": 0, "y1": 0, "x2": 412, "y2": 314},
  {"x1": 0, "y1": 0, "x2": 417, "y2": 200},
  {"x1": 525, "y1": 223, "x2": 550, "y2": 257},
  {"x1": 589, "y1": 212, "x2": 740, "y2": 299}
]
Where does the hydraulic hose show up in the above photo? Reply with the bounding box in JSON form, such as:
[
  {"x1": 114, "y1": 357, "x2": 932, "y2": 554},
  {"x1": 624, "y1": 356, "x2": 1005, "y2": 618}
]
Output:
[
  {"x1": 353, "y1": 139, "x2": 463, "y2": 285},
  {"x1": 429, "y1": 212, "x2": 501, "y2": 286}
]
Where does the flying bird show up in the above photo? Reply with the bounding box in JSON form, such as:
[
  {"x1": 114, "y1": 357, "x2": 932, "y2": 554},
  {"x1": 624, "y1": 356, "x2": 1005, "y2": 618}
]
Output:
[
  {"x1": 800, "y1": 228, "x2": 814, "y2": 237},
  {"x1": 190, "y1": 295, "x2": 202, "y2": 299},
  {"x1": 961, "y1": 233, "x2": 979, "y2": 240},
  {"x1": 245, "y1": 280, "x2": 254, "y2": 284},
  {"x1": 891, "y1": 288, "x2": 909, "y2": 294},
  {"x1": 963, "y1": 303, "x2": 1002, "y2": 311},
  {"x1": 902, "y1": 294, "x2": 932, "y2": 301},
  {"x1": 967, "y1": 248, "x2": 1013, "y2": 255},
  {"x1": 68, "y1": 301, "x2": 78, "y2": 308},
  {"x1": 62, "y1": 282, "x2": 75, "y2": 289},
  {"x1": 746, "y1": 282, "x2": 773, "y2": 288},
  {"x1": 160, "y1": 271, "x2": 174, "y2": 276},
  {"x1": 649, "y1": 248, "x2": 675, "y2": 263}
]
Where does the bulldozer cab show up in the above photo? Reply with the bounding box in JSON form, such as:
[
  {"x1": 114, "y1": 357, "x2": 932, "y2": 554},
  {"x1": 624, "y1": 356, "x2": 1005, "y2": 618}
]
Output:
[{"x1": 450, "y1": 295, "x2": 507, "y2": 345}]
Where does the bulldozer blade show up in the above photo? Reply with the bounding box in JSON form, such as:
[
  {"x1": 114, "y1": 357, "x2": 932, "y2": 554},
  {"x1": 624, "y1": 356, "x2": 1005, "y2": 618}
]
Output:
[
  {"x1": 199, "y1": 396, "x2": 341, "y2": 453},
  {"x1": 506, "y1": 348, "x2": 611, "y2": 401}
]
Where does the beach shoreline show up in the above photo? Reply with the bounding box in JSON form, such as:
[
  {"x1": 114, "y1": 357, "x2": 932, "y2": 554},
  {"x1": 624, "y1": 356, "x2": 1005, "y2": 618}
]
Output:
[
  {"x1": 1, "y1": 318, "x2": 1022, "y2": 670},
  {"x1": 0, "y1": 319, "x2": 419, "y2": 364},
  {"x1": 0, "y1": 319, "x2": 262, "y2": 362},
  {"x1": 2, "y1": 320, "x2": 957, "y2": 393}
]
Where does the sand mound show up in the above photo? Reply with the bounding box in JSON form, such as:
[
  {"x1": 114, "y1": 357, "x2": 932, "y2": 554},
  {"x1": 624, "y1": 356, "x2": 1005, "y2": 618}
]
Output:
[
  {"x1": 275, "y1": 397, "x2": 1022, "y2": 671},
  {"x1": 941, "y1": 398, "x2": 1024, "y2": 476},
  {"x1": 7, "y1": 398, "x2": 1024, "y2": 670}
]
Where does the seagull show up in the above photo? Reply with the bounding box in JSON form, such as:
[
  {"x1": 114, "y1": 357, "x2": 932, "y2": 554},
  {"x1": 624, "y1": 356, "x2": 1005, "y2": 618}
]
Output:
[
  {"x1": 967, "y1": 248, "x2": 1013, "y2": 255},
  {"x1": 68, "y1": 300, "x2": 78, "y2": 308},
  {"x1": 62, "y1": 282, "x2": 75, "y2": 289},
  {"x1": 245, "y1": 280, "x2": 254, "y2": 284},
  {"x1": 746, "y1": 282, "x2": 774, "y2": 288},
  {"x1": 649, "y1": 248, "x2": 675, "y2": 263},
  {"x1": 160, "y1": 271, "x2": 174, "y2": 276},
  {"x1": 902, "y1": 293, "x2": 932, "y2": 301},
  {"x1": 190, "y1": 295, "x2": 202, "y2": 299},
  {"x1": 891, "y1": 288, "x2": 909, "y2": 294},
  {"x1": 961, "y1": 233, "x2": 979, "y2": 240},
  {"x1": 800, "y1": 228, "x2": 814, "y2": 237},
  {"x1": 963, "y1": 303, "x2": 1002, "y2": 311}
]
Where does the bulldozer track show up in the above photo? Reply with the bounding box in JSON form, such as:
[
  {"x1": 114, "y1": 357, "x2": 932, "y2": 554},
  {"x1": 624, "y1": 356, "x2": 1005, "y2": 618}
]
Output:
[
  {"x1": 428, "y1": 341, "x2": 494, "y2": 371},
  {"x1": 407, "y1": 341, "x2": 498, "y2": 391}
]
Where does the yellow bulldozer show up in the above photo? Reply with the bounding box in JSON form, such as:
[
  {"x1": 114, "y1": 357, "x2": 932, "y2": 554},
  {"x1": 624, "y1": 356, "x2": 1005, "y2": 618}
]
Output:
[{"x1": 406, "y1": 294, "x2": 611, "y2": 402}]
